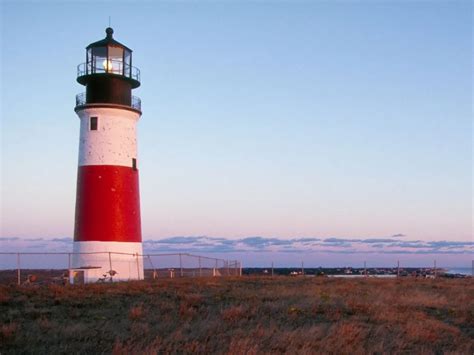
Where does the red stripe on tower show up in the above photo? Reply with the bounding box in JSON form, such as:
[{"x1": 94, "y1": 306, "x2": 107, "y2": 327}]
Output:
[
  {"x1": 74, "y1": 165, "x2": 141, "y2": 243},
  {"x1": 71, "y1": 27, "x2": 144, "y2": 283}
]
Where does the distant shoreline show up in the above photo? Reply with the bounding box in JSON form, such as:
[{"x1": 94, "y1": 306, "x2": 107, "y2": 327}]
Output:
[
  {"x1": 242, "y1": 267, "x2": 472, "y2": 278},
  {"x1": 445, "y1": 267, "x2": 472, "y2": 276}
]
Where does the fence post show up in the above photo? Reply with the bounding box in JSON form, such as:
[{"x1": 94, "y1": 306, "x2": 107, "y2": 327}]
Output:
[
  {"x1": 434, "y1": 259, "x2": 437, "y2": 278},
  {"x1": 364, "y1": 261, "x2": 367, "y2": 277},
  {"x1": 239, "y1": 261, "x2": 242, "y2": 277},
  {"x1": 148, "y1": 255, "x2": 157, "y2": 280},
  {"x1": 17, "y1": 253, "x2": 21, "y2": 286},
  {"x1": 227, "y1": 260, "x2": 230, "y2": 276},
  {"x1": 108, "y1": 252, "x2": 113, "y2": 282},
  {"x1": 271, "y1": 261, "x2": 274, "y2": 277},
  {"x1": 179, "y1": 253, "x2": 183, "y2": 277},
  {"x1": 198, "y1": 256, "x2": 202, "y2": 277},
  {"x1": 136, "y1": 253, "x2": 140, "y2": 279},
  {"x1": 397, "y1": 260, "x2": 400, "y2": 278}
]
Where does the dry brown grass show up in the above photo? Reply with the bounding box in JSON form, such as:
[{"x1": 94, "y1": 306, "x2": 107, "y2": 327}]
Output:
[
  {"x1": 0, "y1": 322, "x2": 17, "y2": 341},
  {"x1": 0, "y1": 277, "x2": 473, "y2": 354}
]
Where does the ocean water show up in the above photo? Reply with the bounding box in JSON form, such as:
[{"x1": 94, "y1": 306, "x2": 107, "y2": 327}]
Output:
[{"x1": 445, "y1": 267, "x2": 472, "y2": 276}]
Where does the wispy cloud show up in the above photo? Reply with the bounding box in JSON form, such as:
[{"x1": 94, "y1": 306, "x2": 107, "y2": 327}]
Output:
[
  {"x1": 141, "y1": 236, "x2": 473, "y2": 255},
  {"x1": 1, "y1": 236, "x2": 472, "y2": 255}
]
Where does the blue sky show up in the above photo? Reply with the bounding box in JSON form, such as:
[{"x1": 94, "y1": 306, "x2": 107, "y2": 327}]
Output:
[{"x1": 0, "y1": 1, "x2": 472, "y2": 266}]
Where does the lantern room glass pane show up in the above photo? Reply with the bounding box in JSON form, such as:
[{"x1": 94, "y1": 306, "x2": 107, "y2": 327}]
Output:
[
  {"x1": 87, "y1": 48, "x2": 92, "y2": 74},
  {"x1": 108, "y1": 46, "x2": 123, "y2": 75},
  {"x1": 91, "y1": 47, "x2": 107, "y2": 74},
  {"x1": 124, "y1": 50, "x2": 131, "y2": 77}
]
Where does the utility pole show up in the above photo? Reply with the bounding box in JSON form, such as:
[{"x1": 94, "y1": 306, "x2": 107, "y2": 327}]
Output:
[{"x1": 68, "y1": 253, "x2": 72, "y2": 284}]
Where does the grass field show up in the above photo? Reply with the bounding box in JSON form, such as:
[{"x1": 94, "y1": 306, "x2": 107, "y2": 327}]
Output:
[{"x1": 1, "y1": 277, "x2": 473, "y2": 354}]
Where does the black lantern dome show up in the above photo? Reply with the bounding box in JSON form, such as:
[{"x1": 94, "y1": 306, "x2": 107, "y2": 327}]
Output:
[{"x1": 75, "y1": 28, "x2": 141, "y2": 113}]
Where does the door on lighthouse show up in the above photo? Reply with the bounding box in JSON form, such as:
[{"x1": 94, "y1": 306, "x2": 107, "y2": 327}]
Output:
[{"x1": 72, "y1": 270, "x2": 84, "y2": 284}]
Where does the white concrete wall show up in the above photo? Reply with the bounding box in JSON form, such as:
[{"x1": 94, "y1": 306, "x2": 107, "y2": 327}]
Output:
[
  {"x1": 77, "y1": 107, "x2": 140, "y2": 168},
  {"x1": 71, "y1": 241, "x2": 144, "y2": 283}
]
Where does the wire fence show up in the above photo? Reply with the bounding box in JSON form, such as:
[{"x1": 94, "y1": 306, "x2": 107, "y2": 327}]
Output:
[{"x1": 0, "y1": 252, "x2": 242, "y2": 285}]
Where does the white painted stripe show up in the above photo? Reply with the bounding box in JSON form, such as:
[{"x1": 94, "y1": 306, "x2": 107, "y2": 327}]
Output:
[
  {"x1": 76, "y1": 107, "x2": 141, "y2": 167},
  {"x1": 72, "y1": 241, "x2": 144, "y2": 283}
]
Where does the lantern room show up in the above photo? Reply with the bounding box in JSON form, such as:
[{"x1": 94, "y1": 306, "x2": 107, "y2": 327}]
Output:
[
  {"x1": 78, "y1": 27, "x2": 140, "y2": 87},
  {"x1": 76, "y1": 27, "x2": 141, "y2": 112}
]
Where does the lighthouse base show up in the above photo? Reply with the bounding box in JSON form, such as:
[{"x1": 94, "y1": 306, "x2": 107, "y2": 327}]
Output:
[{"x1": 71, "y1": 241, "x2": 144, "y2": 284}]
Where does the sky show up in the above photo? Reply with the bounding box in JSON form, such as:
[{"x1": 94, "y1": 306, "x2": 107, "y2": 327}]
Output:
[{"x1": 0, "y1": 1, "x2": 472, "y2": 267}]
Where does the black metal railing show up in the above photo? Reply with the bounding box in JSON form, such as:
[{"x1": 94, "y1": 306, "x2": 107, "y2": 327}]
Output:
[
  {"x1": 77, "y1": 61, "x2": 140, "y2": 82},
  {"x1": 75, "y1": 92, "x2": 86, "y2": 107},
  {"x1": 131, "y1": 96, "x2": 141, "y2": 111},
  {"x1": 75, "y1": 92, "x2": 141, "y2": 111}
]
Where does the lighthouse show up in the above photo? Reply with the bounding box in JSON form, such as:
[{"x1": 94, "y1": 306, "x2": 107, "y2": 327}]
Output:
[{"x1": 71, "y1": 28, "x2": 143, "y2": 283}]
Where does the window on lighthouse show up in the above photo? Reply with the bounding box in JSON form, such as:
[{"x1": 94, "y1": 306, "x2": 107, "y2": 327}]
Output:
[
  {"x1": 132, "y1": 158, "x2": 137, "y2": 170},
  {"x1": 90, "y1": 117, "x2": 98, "y2": 131}
]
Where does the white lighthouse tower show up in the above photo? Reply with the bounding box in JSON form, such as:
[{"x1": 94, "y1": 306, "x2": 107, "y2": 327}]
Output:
[{"x1": 71, "y1": 28, "x2": 143, "y2": 283}]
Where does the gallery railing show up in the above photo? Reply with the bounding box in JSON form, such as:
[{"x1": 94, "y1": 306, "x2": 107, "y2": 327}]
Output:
[
  {"x1": 77, "y1": 61, "x2": 140, "y2": 82},
  {"x1": 75, "y1": 92, "x2": 141, "y2": 111}
]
